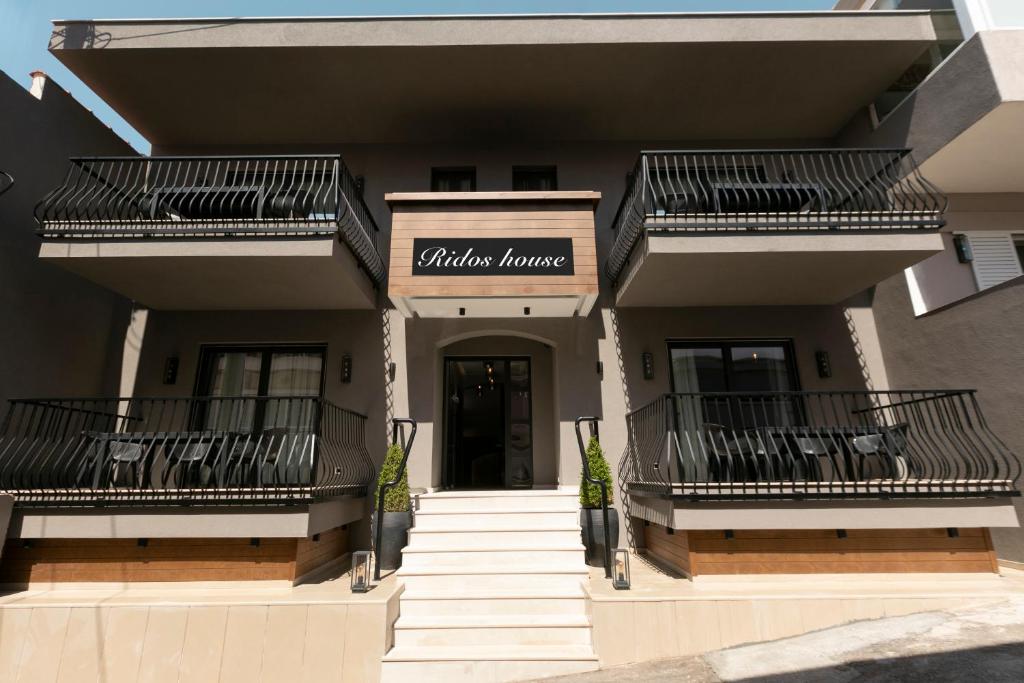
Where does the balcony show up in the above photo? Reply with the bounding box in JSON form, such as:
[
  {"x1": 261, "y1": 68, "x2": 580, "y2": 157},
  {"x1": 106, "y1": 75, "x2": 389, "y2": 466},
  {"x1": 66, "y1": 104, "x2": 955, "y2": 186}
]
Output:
[
  {"x1": 608, "y1": 150, "x2": 947, "y2": 306},
  {"x1": 622, "y1": 390, "x2": 1020, "y2": 502},
  {"x1": 0, "y1": 397, "x2": 374, "y2": 507},
  {"x1": 35, "y1": 155, "x2": 384, "y2": 309}
]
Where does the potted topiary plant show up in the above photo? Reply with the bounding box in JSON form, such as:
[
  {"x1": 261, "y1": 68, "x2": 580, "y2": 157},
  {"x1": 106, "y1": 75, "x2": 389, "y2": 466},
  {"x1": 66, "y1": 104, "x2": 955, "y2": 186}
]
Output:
[
  {"x1": 373, "y1": 442, "x2": 411, "y2": 571},
  {"x1": 579, "y1": 435, "x2": 618, "y2": 567}
]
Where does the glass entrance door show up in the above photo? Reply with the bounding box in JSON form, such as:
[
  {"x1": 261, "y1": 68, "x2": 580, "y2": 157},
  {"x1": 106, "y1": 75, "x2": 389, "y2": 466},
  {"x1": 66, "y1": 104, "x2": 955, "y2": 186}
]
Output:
[{"x1": 442, "y1": 357, "x2": 533, "y2": 489}]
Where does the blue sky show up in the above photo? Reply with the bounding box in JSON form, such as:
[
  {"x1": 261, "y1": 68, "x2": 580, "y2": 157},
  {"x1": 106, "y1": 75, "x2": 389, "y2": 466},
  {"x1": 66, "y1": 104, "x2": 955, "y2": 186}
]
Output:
[{"x1": 0, "y1": 1, "x2": 833, "y2": 153}]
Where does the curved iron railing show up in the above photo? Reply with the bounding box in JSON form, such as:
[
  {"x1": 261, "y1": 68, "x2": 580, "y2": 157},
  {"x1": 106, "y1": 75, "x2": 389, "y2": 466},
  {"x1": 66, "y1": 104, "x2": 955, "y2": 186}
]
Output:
[
  {"x1": 607, "y1": 149, "x2": 947, "y2": 283},
  {"x1": 0, "y1": 396, "x2": 375, "y2": 506},
  {"x1": 374, "y1": 417, "x2": 417, "y2": 581},
  {"x1": 0, "y1": 171, "x2": 13, "y2": 197},
  {"x1": 576, "y1": 416, "x2": 612, "y2": 579},
  {"x1": 621, "y1": 390, "x2": 1020, "y2": 500},
  {"x1": 33, "y1": 155, "x2": 385, "y2": 284}
]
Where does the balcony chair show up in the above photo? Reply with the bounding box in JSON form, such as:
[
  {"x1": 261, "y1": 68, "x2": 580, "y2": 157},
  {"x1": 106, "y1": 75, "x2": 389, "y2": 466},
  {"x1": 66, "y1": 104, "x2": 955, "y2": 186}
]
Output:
[
  {"x1": 850, "y1": 423, "x2": 911, "y2": 480},
  {"x1": 164, "y1": 441, "x2": 220, "y2": 488}
]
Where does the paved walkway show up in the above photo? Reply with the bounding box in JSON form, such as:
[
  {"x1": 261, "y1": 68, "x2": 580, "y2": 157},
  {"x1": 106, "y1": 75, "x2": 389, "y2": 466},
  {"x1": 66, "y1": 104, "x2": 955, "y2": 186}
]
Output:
[{"x1": 535, "y1": 597, "x2": 1024, "y2": 682}]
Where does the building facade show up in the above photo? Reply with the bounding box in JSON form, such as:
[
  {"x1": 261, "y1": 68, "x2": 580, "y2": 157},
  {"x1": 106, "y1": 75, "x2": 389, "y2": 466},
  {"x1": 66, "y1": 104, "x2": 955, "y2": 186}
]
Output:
[{"x1": 0, "y1": 4, "x2": 1022, "y2": 681}]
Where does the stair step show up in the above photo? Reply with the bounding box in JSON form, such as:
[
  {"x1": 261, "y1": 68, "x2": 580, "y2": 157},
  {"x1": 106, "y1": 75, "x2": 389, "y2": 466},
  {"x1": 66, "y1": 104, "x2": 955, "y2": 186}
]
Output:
[
  {"x1": 398, "y1": 569, "x2": 587, "y2": 592},
  {"x1": 414, "y1": 489, "x2": 578, "y2": 497},
  {"x1": 414, "y1": 491, "x2": 580, "y2": 512},
  {"x1": 408, "y1": 527, "x2": 582, "y2": 547},
  {"x1": 384, "y1": 490, "x2": 596, "y2": 680},
  {"x1": 401, "y1": 548, "x2": 583, "y2": 570},
  {"x1": 382, "y1": 644, "x2": 598, "y2": 662},
  {"x1": 399, "y1": 596, "x2": 587, "y2": 617},
  {"x1": 413, "y1": 510, "x2": 578, "y2": 529},
  {"x1": 380, "y1": 648, "x2": 598, "y2": 683},
  {"x1": 394, "y1": 615, "x2": 592, "y2": 647},
  {"x1": 396, "y1": 614, "x2": 590, "y2": 629}
]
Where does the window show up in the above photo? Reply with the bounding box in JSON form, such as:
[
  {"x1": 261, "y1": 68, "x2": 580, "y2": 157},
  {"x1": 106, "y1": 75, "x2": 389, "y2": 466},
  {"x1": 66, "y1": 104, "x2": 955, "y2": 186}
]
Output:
[
  {"x1": 512, "y1": 166, "x2": 558, "y2": 191},
  {"x1": 195, "y1": 345, "x2": 325, "y2": 431},
  {"x1": 669, "y1": 340, "x2": 800, "y2": 430},
  {"x1": 960, "y1": 232, "x2": 1024, "y2": 291},
  {"x1": 669, "y1": 340, "x2": 798, "y2": 394},
  {"x1": 431, "y1": 167, "x2": 476, "y2": 192}
]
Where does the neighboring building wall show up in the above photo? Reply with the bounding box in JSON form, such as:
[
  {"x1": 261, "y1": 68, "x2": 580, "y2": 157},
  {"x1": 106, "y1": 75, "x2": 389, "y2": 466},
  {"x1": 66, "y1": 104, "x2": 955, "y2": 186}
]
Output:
[
  {"x1": 905, "y1": 194, "x2": 1024, "y2": 313},
  {"x1": 872, "y1": 267, "x2": 1024, "y2": 563},
  {"x1": 0, "y1": 71, "x2": 132, "y2": 407}
]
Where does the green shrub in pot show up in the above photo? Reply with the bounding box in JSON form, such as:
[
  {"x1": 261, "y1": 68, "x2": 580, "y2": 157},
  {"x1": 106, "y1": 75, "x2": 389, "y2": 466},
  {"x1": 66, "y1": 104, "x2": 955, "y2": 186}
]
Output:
[{"x1": 578, "y1": 436, "x2": 619, "y2": 567}]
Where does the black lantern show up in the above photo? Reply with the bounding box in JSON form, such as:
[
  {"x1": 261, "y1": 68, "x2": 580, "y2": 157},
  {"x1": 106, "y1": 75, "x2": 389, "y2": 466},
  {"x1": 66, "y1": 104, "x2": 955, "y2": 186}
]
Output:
[
  {"x1": 351, "y1": 550, "x2": 371, "y2": 593},
  {"x1": 612, "y1": 549, "x2": 630, "y2": 590}
]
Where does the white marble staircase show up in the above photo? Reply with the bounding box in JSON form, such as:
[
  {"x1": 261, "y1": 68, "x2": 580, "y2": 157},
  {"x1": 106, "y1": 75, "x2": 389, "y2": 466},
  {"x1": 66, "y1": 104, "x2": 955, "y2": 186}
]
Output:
[{"x1": 380, "y1": 488, "x2": 598, "y2": 682}]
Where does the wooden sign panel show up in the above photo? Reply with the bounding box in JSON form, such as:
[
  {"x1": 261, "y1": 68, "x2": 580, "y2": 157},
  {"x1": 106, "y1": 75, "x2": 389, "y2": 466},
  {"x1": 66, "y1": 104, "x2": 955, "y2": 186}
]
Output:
[{"x1": 386, "y1": 191, "x2": 600, "y2": 304}]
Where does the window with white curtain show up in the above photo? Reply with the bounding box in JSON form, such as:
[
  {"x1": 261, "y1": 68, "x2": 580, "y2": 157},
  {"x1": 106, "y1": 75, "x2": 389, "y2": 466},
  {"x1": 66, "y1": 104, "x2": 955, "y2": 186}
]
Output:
[{"x1": 196, "y1": 345, "x2": 325, "y2": 431}]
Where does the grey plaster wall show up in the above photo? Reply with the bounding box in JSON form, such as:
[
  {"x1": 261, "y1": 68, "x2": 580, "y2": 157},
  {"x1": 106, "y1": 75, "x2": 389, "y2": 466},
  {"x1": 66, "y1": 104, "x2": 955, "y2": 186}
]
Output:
[
  {"x1": 0, "y1": 72, "x2": 133, "y2": 408},
  {"x1": 872, "y1": 269, "x2": 1024, "y2": 561}
]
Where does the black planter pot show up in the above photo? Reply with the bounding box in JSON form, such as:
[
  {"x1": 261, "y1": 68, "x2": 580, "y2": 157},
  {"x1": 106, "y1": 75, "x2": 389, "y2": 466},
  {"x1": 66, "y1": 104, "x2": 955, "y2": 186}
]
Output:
[
  {"x1": 372, "y1": 510, "x2": 412, "y2": 571},
  {"x1": 580, "y1": 507, "x2": 619, "y2": 567}
]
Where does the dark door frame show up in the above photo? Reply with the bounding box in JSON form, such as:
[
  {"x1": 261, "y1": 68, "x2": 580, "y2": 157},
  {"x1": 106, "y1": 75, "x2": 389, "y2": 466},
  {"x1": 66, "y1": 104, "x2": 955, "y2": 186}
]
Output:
[{"x1": 441, "y1": 355, "x2": 533, "y2": 490}]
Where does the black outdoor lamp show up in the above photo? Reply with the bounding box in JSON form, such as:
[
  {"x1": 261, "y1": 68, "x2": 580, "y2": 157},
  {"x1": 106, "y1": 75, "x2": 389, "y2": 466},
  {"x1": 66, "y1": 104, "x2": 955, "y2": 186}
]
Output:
[
  {"x1": 351, "y1": 550, "x2": 372, "y2": 593},
  {"x1": 953, "y1": 234, "x2": 973, "y2": 263},
  {"x1": 612, "y1": 549, "x2": 631, "y2": 590}
]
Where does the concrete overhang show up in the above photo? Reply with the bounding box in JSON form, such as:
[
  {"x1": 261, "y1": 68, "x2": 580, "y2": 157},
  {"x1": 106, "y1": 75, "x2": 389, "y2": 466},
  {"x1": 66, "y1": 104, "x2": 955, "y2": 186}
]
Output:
[
  {"x1": 47, "y1": 11, "x2": 955, "y2": 145},
  {"x1": 38, "y1": 237, "x2": 377, "y2": 310},
  {"x1": 630, "y1": 494, "x2": 1021, "y2": 530},
  {"x1": 614, "y1": 231, "x2": 945, "y2": 306},
  {"x1": 843, "y1": 29, "x2": 1024, "y2": 193},
  {"x1": 7, "y1": 497, "x2": 365, "y2": 539}
]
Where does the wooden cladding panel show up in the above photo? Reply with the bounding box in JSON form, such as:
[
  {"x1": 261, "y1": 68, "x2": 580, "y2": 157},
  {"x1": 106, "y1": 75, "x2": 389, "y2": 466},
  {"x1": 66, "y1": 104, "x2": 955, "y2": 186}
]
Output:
[
  {"x1": 641, "y1": 525, "x2": 998, "y2": 576},
  {"x1": 0, "y1": 526, "x2": 351, "y2": 584},
  {"x1": 294, "y1": 525, "x2": 349, "y2": 580},
  {"x1": 643, "y1": 524, "x2": 692, "y2": 577},
  {"x1": 387, "y1": 196, "x2": 600, "y2": 300}
]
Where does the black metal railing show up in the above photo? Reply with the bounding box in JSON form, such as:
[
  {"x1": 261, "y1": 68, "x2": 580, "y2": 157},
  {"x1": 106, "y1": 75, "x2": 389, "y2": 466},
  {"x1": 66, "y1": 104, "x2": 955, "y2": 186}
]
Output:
[
  {"x1": 34, "y1": 155, "x2": 385, "y2": 284},
  {"x1": 374, "y1": 417, "x2": 417, "y2": 581},
  {"x1": 0, "y1": 171, "x2": 13, "y2": 197},
  {"x1": 621, "y1": 390, "x2": 1020, "y2": 500},
  {"x1": 607, "y1": 149, "x2": 947, "y2": 282},
  {"x1": 576, "y1": 417, "x2": 611, "y2": 579},
  {"x1": 0, "y1": 396, "x2": 375, "y2": 506}
]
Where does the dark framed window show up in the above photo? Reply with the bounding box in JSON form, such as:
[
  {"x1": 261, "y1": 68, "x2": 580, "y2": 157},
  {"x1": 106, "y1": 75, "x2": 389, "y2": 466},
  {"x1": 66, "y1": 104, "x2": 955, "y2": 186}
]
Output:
[
  {"x1": 513, "y1": 166, "x2": 558, "y2": 191},
  {"x1": 667, "y1": 339, "x2": 799, "y2": 394},
  {"x1": 194, "y1": 344, "x2": 326, "y2": 431},
  {"x1": 667, "y1": 339, "x2": 800, "y2": 430},
  {"x1": 431, "y1": 167, "x2": 476, "y2": 192}
]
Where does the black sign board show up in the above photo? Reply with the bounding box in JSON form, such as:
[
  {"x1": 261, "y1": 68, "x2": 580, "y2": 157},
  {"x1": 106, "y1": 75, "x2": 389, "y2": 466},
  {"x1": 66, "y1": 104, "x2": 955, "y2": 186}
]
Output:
[{"x1": 412, "y1": 238, "x2": 574, "y2": 276}]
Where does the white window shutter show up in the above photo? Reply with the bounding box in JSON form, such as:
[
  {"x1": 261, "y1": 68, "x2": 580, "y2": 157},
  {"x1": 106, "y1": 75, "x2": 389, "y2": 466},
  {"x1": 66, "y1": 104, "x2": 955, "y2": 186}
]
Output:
[{"x1": 965, "y1": 233, "x2": 1023, "y2": 291}]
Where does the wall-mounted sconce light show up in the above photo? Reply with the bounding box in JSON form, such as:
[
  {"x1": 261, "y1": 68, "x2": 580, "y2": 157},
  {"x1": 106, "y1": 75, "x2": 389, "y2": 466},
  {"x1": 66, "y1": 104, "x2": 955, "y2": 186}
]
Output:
[
  {"x1": 596, "y1": 360, "x2": 603, "y2": 377},
  {"x1": 459, "y1": 307, "x2": 466, "y2": 316},
  {"x1": 250, "y1": 537, "x2": 260, "y2": 547},
  {"x1": 953, "y1": 234, "x2": 973, "y2": 263},
  {"x1": 836, "y1": 529, "x2": 847, "y2": 539},
  {"x1": 163, "y1": 357, "x2": 179, "y2": 385},
  {"x1": 947, "y1": 527, "x2": 959, "y2": 538},
  {"x1": 612, "y1": 549, "x2": 631, "y2": 590},
  {"x1": 388, "y1": 362, "x2": 396, "y2": 382},
  {"x1": 815, "y1": 351, "x2": 832, "y2": 379},
  {"x1": 351, "y1": 550, "x2": 371, "y2": 592},
  {"x1": 641, "y1": 352, "x2": 654, "y2": 380},
  {"x1": 724, "y1": 529, "x2": 735, "y2": 540},
  {"x1": 523, "y1": 307, "x2": 531, "y2": 316},
  {"x1": 341, "y1": 354, "x2": 353, "y2": 383},
  {"x1": 137, "y1": 538, "x2": 149, "y2": 547}
]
